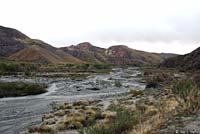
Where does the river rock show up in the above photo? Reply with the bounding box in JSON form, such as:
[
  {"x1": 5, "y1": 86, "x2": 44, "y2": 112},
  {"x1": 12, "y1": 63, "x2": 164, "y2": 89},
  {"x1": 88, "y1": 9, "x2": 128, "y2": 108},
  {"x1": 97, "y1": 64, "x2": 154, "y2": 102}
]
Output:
[{"x1": 87, "y1": 87, "x2": 101, "y2": 91}]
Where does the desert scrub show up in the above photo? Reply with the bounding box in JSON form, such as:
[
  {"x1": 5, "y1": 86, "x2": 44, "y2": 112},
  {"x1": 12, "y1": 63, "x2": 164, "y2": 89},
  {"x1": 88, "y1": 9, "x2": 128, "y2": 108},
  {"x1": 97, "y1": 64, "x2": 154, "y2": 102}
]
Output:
[
  {"x1": 171, "y1": 80, "x2": 200, "y2": 114},
  {"x1": 0, "y1": 62, "x2": 39, "y2": 75},
  {"x1": 38, "y1": 124, "x2": 53, "y2": 133},
  {"x1": 79, "y1": 108, "x2": 138, "y2": 134},
  {"x1": 143, "y1": 68, "x2": 176, "y2": 87},
  {"x1": 0, "y1": 82, "x2": 47, "y2": 98}
]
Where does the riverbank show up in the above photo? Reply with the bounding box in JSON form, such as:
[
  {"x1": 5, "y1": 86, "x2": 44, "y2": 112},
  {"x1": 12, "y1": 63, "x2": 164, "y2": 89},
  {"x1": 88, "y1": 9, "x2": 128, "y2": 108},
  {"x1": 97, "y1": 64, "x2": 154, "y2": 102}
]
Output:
[{"x1": 23, "y1": 87, "x2": 181, "y2": 134}]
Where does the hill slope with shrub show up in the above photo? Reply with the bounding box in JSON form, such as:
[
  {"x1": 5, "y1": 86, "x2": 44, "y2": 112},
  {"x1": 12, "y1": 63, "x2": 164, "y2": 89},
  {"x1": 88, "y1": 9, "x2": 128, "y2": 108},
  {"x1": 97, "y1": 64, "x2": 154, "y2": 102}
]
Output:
[{"x1": 161, "y1": 47, "x2": 200, "y2": 70}]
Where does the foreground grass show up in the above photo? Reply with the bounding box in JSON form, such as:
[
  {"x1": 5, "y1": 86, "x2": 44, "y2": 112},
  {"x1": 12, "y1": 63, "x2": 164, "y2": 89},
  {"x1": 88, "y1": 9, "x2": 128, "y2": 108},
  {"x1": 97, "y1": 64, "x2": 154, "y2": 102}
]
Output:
[
  {"x1": 79, "y1": 108, "x2": 138, "y2": 134},
  {"x1": 171, "y1": 80, "x2": 200, "y2": 115},
  {"x1": 26, "y1": 78, "x2": 200, "y2": 134},
  {"x1": 0, "y1": 82, "x2": 47, "y2": 98}
]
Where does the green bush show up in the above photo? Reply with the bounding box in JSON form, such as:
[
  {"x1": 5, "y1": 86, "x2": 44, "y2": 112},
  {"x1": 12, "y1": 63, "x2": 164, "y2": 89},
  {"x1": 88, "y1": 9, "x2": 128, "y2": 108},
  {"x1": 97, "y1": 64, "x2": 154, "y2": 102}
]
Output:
[
  {"x1": 114, "y1": 80, "x2": 122, "y2": 87},
  {"x1": 0, "y1": 82, "x2": 47, "y2": 98},
  {"x1": 171, "y1": 80, "x2": 195, "y2": 100},
  {"x1": 171, "y1": 80, "x2": 200, "y2": 114},
  {"x1": 20, "y1": 62, "x2": 38, "y2": 72},
  {"x1": 91, "y1": 64, "x2": 110, "y2": 70},
  {"x1": 0, "y1": 63, "x2": 19, "y2": 73},
  {"x1": 0, "y1": 62, "x2": 39, "y2": 75},
  {"x1": 76, "y1": 64, "x2": 90, "y2": 70}
]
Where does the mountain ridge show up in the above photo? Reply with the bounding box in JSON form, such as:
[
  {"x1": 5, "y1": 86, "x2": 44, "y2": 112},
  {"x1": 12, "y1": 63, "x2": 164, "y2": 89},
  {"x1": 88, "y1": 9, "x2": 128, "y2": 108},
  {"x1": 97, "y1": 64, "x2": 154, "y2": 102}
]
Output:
[{"x1": 0, "y1": 25, "x2": 176, "y2": 65}]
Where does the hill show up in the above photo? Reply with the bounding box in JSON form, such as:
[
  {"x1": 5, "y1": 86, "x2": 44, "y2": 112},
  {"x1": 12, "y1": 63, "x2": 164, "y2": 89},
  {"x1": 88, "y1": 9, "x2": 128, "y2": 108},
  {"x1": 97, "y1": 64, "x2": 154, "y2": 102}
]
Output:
[
  {"x1": 0, "y1": 26, "x2": 29, "y2": 56},
  {"x1": 61, "y1": 43, "x2": 163, "y2": 65},
  {"x1": 9, "y1": 45, "x2": 82, "y2": 64},
  {"x1": 60, "y1": 42, "x2": 107, "y2": 63},
  {"x1": 1, "y1": 25, "x2": 173, "y2": 66},
  {"x1": 161, "y1": 47, "x2": 200, "y2": 70},
  {"x1": 0, "y1": 26, "x2": 83, "y2": 64},
  {"x1": 153, "y1": 53, "x2": 178, "y2": 60},
  {"x1": 105, "y1": 45, "x2": 162, "y2": 65}
]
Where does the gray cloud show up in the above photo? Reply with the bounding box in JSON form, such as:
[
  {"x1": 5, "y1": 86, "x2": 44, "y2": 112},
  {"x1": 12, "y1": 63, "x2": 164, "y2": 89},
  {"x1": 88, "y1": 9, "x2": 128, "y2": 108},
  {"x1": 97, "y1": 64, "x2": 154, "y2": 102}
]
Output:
[
  {"x1": 1, "y1": 0, "x2": 200, "y2": 54},
  {"x1": 90, "y1": 13, "x2": 200, "y2": 44}
]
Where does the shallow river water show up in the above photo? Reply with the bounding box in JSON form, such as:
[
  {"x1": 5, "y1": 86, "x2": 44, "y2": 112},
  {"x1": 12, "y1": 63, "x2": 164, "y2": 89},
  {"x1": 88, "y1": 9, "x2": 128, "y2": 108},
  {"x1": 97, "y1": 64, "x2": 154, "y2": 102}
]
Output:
[{"x1": 0, "y1": 68, "x2": 145, "y2": 134}]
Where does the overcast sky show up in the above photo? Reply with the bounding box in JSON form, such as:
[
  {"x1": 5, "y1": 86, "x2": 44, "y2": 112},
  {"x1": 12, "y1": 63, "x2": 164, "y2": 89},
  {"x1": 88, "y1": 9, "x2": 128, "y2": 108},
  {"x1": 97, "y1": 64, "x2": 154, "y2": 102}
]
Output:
[{"x1": 0, "y1": 0, "x2": 200, "y2": 54}]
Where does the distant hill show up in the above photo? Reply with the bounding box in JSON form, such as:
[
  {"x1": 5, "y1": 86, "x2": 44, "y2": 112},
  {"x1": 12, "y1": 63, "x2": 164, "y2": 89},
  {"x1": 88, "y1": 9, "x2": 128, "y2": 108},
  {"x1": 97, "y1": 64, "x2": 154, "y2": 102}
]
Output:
[
  {"x1": 153, "y1": 53, "x2": 178, "y2": 60},
  {"x1": 161, "y1": 47, "x2": 200, "y2": 70},
  {"x1": 0, "y1": 25, "x2": 174, "y2": 65},
  {"x1": 60, "y1": 42, "x2": 107, "y2": 64},
  {"x1": 61, "y1": 43, "x2": 162, "y2": 65},
  {"x1": 105, "y1": 45, "x2": 162, "y2": 65}
]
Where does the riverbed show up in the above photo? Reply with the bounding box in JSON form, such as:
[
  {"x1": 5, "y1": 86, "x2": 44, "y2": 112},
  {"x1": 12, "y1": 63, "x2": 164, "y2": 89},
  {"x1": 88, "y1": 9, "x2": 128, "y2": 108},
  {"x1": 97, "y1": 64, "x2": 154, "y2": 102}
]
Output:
[{"x1": 0, "y1": 68, "x2": 145, "y2": 134}]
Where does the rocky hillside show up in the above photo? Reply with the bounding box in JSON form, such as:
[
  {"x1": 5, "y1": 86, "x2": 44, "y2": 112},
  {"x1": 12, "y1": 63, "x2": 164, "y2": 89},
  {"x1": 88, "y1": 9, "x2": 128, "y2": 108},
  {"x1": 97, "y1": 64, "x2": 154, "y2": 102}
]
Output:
[
  {"x1": 106, "y1": 45, "x2": 162, "y2": 65},
  {"x1": 60, "y1": 42, "x2": 107, "y2": 64},
  {"x1": 61, "y1": 43, "x2": 163, "y2": 65},
  {"x1": 161, "y1": 47, "x2": 200, "y2": 70},
  {"x1": 0, "y1": 26, "x2": 29, "y2": 56}
]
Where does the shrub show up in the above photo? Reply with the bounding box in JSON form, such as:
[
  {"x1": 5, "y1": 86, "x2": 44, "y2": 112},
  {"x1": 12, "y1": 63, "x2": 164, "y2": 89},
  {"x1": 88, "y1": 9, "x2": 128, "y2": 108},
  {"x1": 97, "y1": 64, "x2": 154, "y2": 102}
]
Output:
[
  {"x1": 79, "y1": 108, "x2": 138, "y2": 134},
  {"x1": 0, "y1": 62, "x2": 19, "y2": 73},
  {"x1": 193, "y1": 74, "x2": 200, "y2": 86},
  {"x1": 143, "y1": 68, "x2": 175, "y2": 87},
  {"x1": 76, "y1": 64, "x2": 90, "y2": 70},
  {"x1": 91, "y1": 64, "x2": 110, "y2": 70},
  {"x1": 56, "y1": 121, "x2": 67, "y2": 130},
  {"x1": 171, "y1": 80, "x2": 195, "y2": 100},
  {"x1": 38, "y1": 124, "x2": 53, "y2": 133},
  {"x1": 145, "y1": 81, "x2": 158, "y2": 89},
  {"x1": 171, "y1": 80, "x2": 200, "y2": 114},
  {"x1": 0, "y1": 82, "x2": 47, "y2": 98},
  {"x1": 114, "y1": 80, "x2": 122, "y2": 87},
  {"x1": 129, "y1": 90, "x2": 144, "y2": 97},
  {"x1": 0, "y1": 62, "x2": 39, "y2": 75}
]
